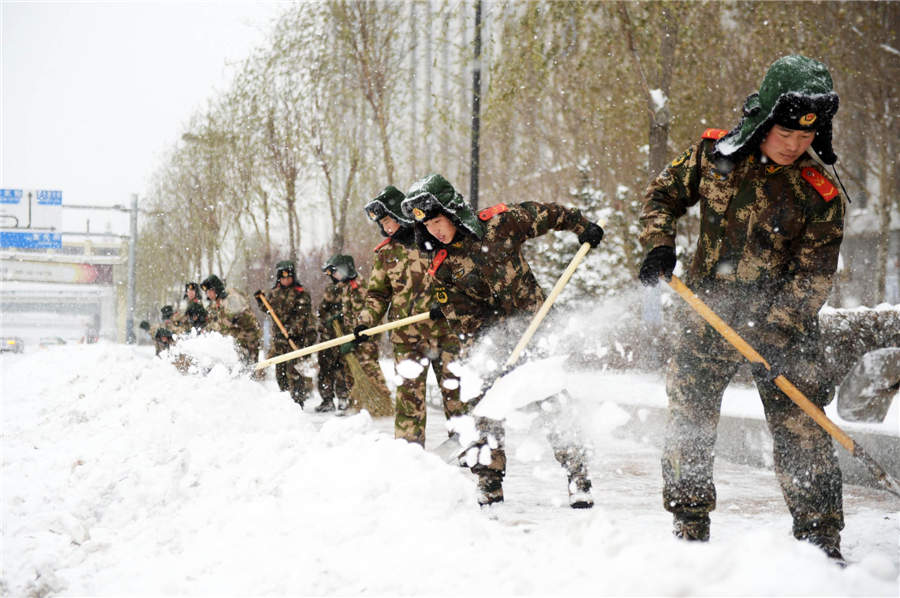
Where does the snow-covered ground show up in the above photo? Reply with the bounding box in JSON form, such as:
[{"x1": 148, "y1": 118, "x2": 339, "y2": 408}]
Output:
[{"x1": 2, "y1": 335, "x2": 898, "y2": 596}]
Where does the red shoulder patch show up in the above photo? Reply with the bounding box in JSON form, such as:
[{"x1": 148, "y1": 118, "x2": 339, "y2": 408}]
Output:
[
  {"x1": 801, "y1": 167, "x2": 839, "y2": 202},
  {"x1": 349, "y1": 280, "x2": 360, "y2": 290},
  {"x1": 373, "y1": 238, "x2": 392, "y2": 252},
  {"x1": 701, "y1": 128, "x2": 728, "y2": 140},
  {"x1": 293, "y1": 285, "x2": 305, "y2": 293},
  {"x1": 428, "y1": 249, "x2": 448, "y2": 277},
  {"x1": 478, "y1": 203, "x2": 508, "y2": 221}
]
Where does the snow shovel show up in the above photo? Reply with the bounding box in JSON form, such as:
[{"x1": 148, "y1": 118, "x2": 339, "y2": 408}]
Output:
[
  {"x1": 256, "y1": 291, "x2": 311, "y2": 376},
  {"x1": 836, "y1": 347, "x2": 900, "y2": 423},
  {"x1": 254, "y1": 312, "x2": 432, "y2": 371},
  {"x1": 667, "y1": 274, "x2": 900, "y2": 499},
  {"x1": 432, "y1": 242, "x2": 592, "y2": 460},
  {"x1": 333, "y1": 319, "x2": 394, "y2": 417},
  {"x1": 256, "y1": 292, "x2": 301, "y2": 352}
]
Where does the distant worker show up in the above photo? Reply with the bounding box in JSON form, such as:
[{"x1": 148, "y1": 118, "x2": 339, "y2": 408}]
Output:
[{"x1": 255, "y1": 260, "x2": 316, "y2": 407}]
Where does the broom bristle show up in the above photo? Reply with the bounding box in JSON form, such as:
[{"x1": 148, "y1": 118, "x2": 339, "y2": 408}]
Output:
[{"x1": 333, "y1": 321, "x2": 394, "y2": 417}]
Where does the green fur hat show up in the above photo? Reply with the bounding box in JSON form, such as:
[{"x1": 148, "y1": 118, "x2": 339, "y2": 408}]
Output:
[
  {"x1": 364, "y1": 186, "x2": 415, "y2": 244},
  {"x1": 200, "y1": 274, "x2": 227, "y2": 299},
  {"x1": 401, "y1": 174, "x2": 484, "y2": 248},
  {"x1": 322, "y1": 254, "x2": 358, "y2": 281},
  {"x1": 715, "y1": 55, "x2": 839, "y2": 164}
]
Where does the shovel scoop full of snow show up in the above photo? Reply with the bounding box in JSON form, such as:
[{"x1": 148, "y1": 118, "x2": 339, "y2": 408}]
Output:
[
  {"x1": 472, "y1": 356, "x2": 569, "y2": 420},
  {"x1": 837, "y1": 347, "x2": 900, "y2": 423}
]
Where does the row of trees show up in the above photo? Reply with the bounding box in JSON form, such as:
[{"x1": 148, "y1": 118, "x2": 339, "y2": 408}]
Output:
[{"x1": 137, "y1": 0, "x2": 899, "y2": 317}]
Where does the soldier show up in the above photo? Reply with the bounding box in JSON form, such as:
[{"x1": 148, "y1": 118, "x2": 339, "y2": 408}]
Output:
[
  {"x1": 201, "y1": 274, "x2": 230, "y2": 332},
  {"x1": 637, "y1": 55, "x2": 845, "y2": 560},
  {"x1": 401, "y1": 174, "x2": 604, "y2": 507},
  {"x1": 355, "y1": 186, "x2": 466, "y2": 445},
  {"x1": 172, "y1": 282, "x2": 203, "y2": 333},
  {"x1": 183, "y1": 301, "x2": 208, "y2": 331},
  {"x1": 200, "y1": 274, "x2": 263, "y2": 369},
  {"x1": 255, "y1": 261, "x2": 315, "y2": 407},
  {"x1": 140, "y1": 305, "x2": 177, "y2": 355},
  {"x1": 317, "y1": 254, "x2": 391, "y2": 413}
]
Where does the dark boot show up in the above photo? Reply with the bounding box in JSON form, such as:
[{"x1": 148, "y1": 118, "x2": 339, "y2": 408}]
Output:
[
  {"x1": 567, "y1": 471, "x2": 594, "y2": 509},
  {"x1": 315, "y1": 398, "x2": 336, "y2": 413},
  {"x1": 291, "y1": 391, "x2": 306, "y2": 409},
  {"x1": 673, "y1": 513, "x2": 710, "y2": 541},
  {"x1": 796, "y1": 524, "x2": 844, "y2": 563},
  {"x1": 476, "y1": 470, "x2": 504, "y2": 506}
]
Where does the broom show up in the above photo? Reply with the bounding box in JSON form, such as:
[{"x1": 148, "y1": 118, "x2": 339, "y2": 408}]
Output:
[{"x1": 333, "y1": 320, "x2": 394, "y2": 417}]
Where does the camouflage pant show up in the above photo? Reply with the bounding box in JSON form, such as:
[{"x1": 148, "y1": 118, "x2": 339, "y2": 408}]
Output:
[
  {"x1": 273, "y1": 343, "x2": 313, "y2": 402},
  {"x1": 317, "y1": 347, "x2": 350, "y2": 403},
  {"x1": 663, "y1": 333, "x2": 844, "y2": 538},
  {"x1": 464, "y1": 394, "x2": 590, "y2": 480},
  {"x1": 460, "y1": 317, "x2": 591, "y2": 482},
  {"x1": 393, "y1": 336, "x2": 465, "y2": 445}
]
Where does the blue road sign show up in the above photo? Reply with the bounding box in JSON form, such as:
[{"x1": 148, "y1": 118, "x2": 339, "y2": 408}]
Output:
[{"x1": 0, "y1": 231, "x2": 62, "y2": 249}]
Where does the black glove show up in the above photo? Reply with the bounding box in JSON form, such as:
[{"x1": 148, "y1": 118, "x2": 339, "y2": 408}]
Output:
[
  {"x1": 139, "y1": 320, "x2": 150, "y2": 332},
  {"x1": 750, "y1": 344, "x2": 786, "y2": 382},
  {"x1": 254, "y1": 290, "x2": 265, "y2": 310},
  {"x1": 339, "y1": 341, "x2": 356, "y2": 356},
  {"x1": 638, "y1": 246, "x2": 676, "y2": 286},
  {"x1": 429, "y1": 305, "x2": 444, "y2": 321},
  {"x1": 289, "y1": 334, "x2": 304, "y2": 346},
  {"x1": 353, "y1": 324, "x2": 369, "y2": 342},
  {"x1": 577, "y1": 222, "x2": 605, "y2": 248}
]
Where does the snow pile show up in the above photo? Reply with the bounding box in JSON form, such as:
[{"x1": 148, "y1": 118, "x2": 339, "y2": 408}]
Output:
[{"x1": 2, "y1": 341, "x2": 898, "y2": 596}]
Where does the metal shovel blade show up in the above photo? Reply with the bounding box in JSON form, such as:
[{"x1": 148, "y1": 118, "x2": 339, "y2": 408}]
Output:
[{"x1": 837, "y1": 347, "x2": 900, "y2": 423}]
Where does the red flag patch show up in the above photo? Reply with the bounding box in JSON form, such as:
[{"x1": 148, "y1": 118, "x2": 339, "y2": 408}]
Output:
[
  {"x1": 428, "y1": 249, "x2": 448, "y2": 277},
  {"x1": 478, "y1": 203, "x2": 508, "y2": 221},
  {"x1": 801, "y1": 167, "x2": 839, "y2": 202},
  {"x1": 701, "y1": 128, "x2": 728, "y2": 140}
]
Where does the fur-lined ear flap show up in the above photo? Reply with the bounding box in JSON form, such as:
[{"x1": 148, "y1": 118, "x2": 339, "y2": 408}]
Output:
[{"x1": 812, "y1": 127, "x2": 837, "y2": 165}]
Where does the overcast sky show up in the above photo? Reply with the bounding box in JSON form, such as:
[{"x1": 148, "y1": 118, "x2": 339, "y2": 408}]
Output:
[{"x1": 1, "y1": 1, "x2": 285, "y2": 235}]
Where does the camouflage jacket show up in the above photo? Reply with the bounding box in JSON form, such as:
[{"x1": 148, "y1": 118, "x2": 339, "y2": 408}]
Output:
[
  {"x1": 425, "y1": 201, "x2": 590, "y2": 339},
  {"x1": 317, "y1": 279, "x2": 366, "y2": 340},
  {"x1": 229, "y1": 308, "x2": 262, "y2": 353},
  {"x1": 206, "y1": 300, "x2": 261, "y2": 351},
  {"x1": 639, "y1": 133, "x2": 844, "y2": 346},
  {"x1": 265, "y1": 283, "x2": 315, "y2": 348},
  {"x1": 357, "y1": 238, "x2": 453, "y2": 345},
  {"x1": 205, "y1": 301, "x2": 230, "y2": 335}
]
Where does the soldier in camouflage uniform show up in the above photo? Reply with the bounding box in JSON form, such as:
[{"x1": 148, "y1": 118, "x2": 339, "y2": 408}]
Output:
[
  {"x1": 172, "y1": 282, "x2": 203, "y2": 333},
  {"x1": 139, "y1": 305, "x2": 177, "y2": 355},
  {"x1": 401, "y1": 174, "x2": 604, "y2": 507},
  {"x1": 255, "y1": 261, "x2": 315, "y2": 407},
  {"x1": 637, "y1": 55, "x2": 845, "y2": 560},
  {"x1": 355, "y1": 185, "x2": 465, "y2": 445},
  {"x1": 200, "y1": 274, "x2": 263, "y2": 369},
  {"x1": 317, "y1": 254, "x2": 391, "y2": 413}
]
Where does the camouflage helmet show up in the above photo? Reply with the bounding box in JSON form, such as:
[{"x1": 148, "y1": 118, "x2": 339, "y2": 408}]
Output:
[
  {"x1": 160, "y1": 305, "x2": 175, "y2": 320},
  {"x1": 183, "y1": 282, "x2": 200, "y2": 300},
  {"x1": 200, "y1": 274, "x2": 227, "y2": 299},
  {"x1": 401, "y1": 174, "x2": 484, "y2": 242},
  {"x1": 715, "y1": 55, "x2": 839, "y2": 165},
  {"x1": 185, "y1": 302, "x2": 208, "y2": 328},
  {"x1": 322, "y1": 254, "x2": 358, "y2": 281},
  {"x1": 275, "y1": 260, "x2": 296, "y2": 280}
]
